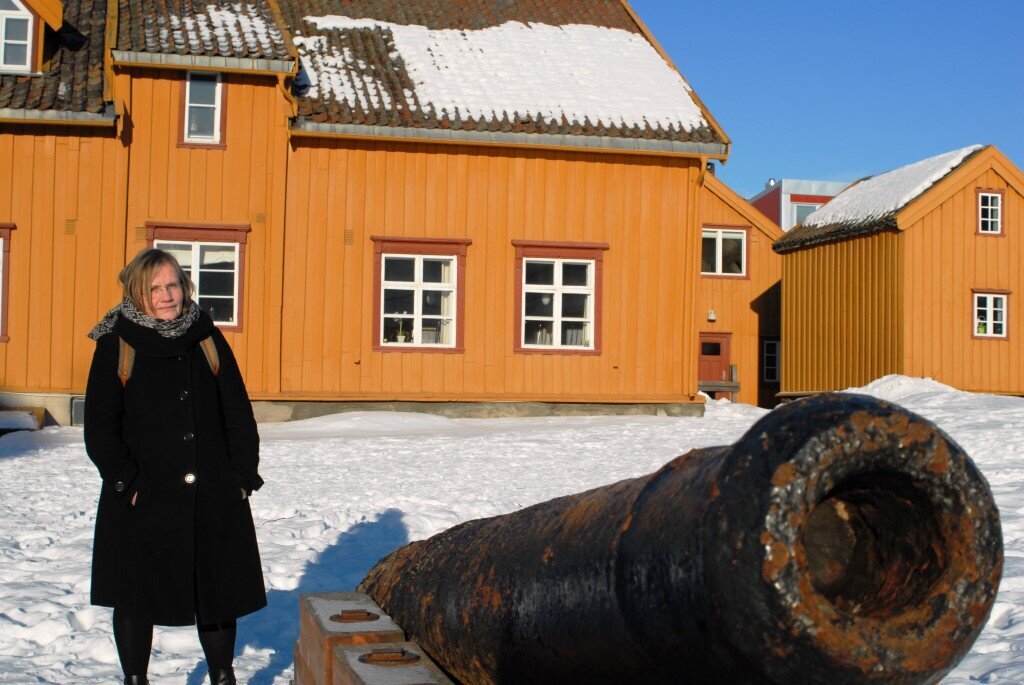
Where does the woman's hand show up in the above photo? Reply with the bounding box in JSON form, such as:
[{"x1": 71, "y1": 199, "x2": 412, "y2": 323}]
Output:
[
  {"x1": 241, "y1": 488, "x2": 248, "y2": 500},
  {"x1": 131, "y1": 491, "x2": 138, "y2": 506}
]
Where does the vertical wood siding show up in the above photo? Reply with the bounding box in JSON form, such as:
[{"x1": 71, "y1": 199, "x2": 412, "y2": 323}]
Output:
[
  {"x1": 280, "y1": 139, "x2": 703, "y2": 403},
  {"x1": 119, "y1": 69, "x2": 291, "y2": 395},
  {"x1": 903, "y1": 168, "x2": 1023, "y2": 393},
  {"x1": 0, "y1": 127, "x2": 126, "y2": 392},
  {"x1": 781, "y1": 231, "x2": 903, "y2": 394},
  {"x1": 697, "y1": 184, "x2": 781, "y2": 405}
]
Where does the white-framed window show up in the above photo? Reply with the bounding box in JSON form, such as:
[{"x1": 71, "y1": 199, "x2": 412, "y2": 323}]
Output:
[
  {"x1": 763, "y1": 339, "x2": 780, "y2": 382},
  {"x1": 701, "y1": 228, "x2": 746, "y2": 276},
  {"x1": 155, "y1": 240, "x2": 240, "y2": 325},
  {"x1": 184, "y1": 72, "x2": 223, "y2": 144},
  {"x1": 0, "y1": 0, "x2": 31, "y2": 73},
  {"x1": 974, "y1": 292, "x2": 1007, "y2": 338},
  {"x1": 792, "y1": 202, "x2": 821, "y2": 226},
  {"x1": 979, "y1": 192, "x2": 1002, "y2": 234},
  {"x1": 380, "y1": 254, "x2": 457, "y2": 347},
  {"x1": 522, "y1": 258, "x2": 594, "y2": 349}
]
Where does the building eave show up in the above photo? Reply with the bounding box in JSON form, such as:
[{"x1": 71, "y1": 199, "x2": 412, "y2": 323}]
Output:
[
  {"x1": 0, "y1": 108, "x2": 116, "y2": 126},
  {"x1": 111, "y1": 50, "x2": 293, "y2": 75},
  {"x1": 290, "y1": 119, "x2": 729, "y2": 159}
]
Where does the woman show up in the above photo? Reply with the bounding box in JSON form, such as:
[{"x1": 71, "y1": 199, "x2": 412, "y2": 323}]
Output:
[{"x1": 85, "y1": 248, "x2": 266, "y2": 685}]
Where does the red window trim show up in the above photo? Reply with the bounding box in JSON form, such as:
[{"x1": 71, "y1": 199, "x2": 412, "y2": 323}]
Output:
[
  {"x1": 147, "y1": 221, "x2": 251, "y2": 332},
  {"x1": 701, "y1": 225, "x2": 751, "y2": 281},
  {"x1": 0, "y1": 223, "x2": 14, "y2": 342},
  {"x1": 178, "y1": 73, "x2": 228, "y2": 149},
  {"x1": 976, "y1": 188, "x2": 1006, "y2": 237},
  {"x1": 512, "y1": 239, "x2": 609, "y2": 356},
  {"x1": 370, "y1": 236, "x2": 472, "y2": 353},
  {"x1": 971, "y1": 289, "x2": 1011, "y2": 341},
  {"x1": 789, "y1": 194, "x2": 834, "y2": 205}
]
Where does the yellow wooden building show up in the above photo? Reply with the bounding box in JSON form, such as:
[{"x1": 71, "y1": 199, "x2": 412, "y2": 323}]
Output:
[
  {"x1": 774, "y1": 145, "x2": 1024, "y2": 397},
  {"x1": 1, "y1": 0, "x2": 784, "y2": 422}
]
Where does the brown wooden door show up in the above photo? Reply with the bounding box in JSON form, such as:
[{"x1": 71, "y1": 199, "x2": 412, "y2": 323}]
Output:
[{"x1": 699, "y1": 333, "x2": 732, "y2": 382}]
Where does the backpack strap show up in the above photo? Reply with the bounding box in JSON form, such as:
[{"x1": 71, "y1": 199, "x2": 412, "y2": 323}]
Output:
[
  {"x1": 117, "y1": 337, "x2": 135, "y2": 387},
  {"x1": 116, "y1": 335, "x2": 220, "y2": 386},
  {"x1": 200, "y1": 336, "x2": 220, "y2": 377}
]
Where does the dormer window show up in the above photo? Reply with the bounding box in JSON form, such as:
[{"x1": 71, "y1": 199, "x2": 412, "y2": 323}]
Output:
[{"x1": 0, "y1": 0, "x2": 31, "y2": 73}]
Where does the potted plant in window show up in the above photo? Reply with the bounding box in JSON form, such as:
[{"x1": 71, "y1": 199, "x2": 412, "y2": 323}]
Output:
[{"x1": 396, "y1": 318, "x2": 408, "y2": 343}]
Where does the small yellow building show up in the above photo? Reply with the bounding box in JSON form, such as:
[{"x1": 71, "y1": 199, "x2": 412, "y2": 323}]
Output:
[{"x1": 774, "y1": 145, "x2": 1024, "y2": 397}]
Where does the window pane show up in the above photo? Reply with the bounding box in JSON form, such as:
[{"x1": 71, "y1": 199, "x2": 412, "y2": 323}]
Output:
[
  {"x1": 701, "y1": 236, "x2": 716, "y2": 272},
  {"x1": 994, "y1": 323, "x2": 1005, "y2": 336},
  {"x1": 422, "y1": 318, "x2": 449, "y2": 344},
  {"x1": 383, "y1": 317, "x2": 413, "y2": 343},
  {"x1": 421, "y1": 290, "x2": 450, "y2": 316},
  {"x1": 976, "y1": 296, "x2": 988, "y2": 308},
  {"x1": 6, "y1": 17, "x2": 28, "y2": 41},
  {"x1": 525, "y1": 261, "x2": 554, "y2": 285},
  {"x1": 562, "y1": 293, "x2": 588, "y2": 319},
  {"x1": 198, "y1": 270, "x2": 234, "y2": 296},
  {"x1": 0, "y1": 1, "x2": 21, "y2": 11},
  {"x1": 561, "y1": 321, "x2": 586, "y2": 346},
  {"x1": 158, "y1": 243, "x2": 194, "y2": 268},
  {"x1": 3, "y1": 43, "x2": 26, "y2": 66},
  {"x1": 525, "y1": 291, "x2": 554, "y2": 317},
  {"x1": 423, "y1": 258, "x2": 452, "y2": 284},
  {"x1": 199, "y1": 297, "x2": 234, "y2": 323},
  {"x1": 200, "y1": 244, "x2": 235, "y2": 268},
  {"x1": 384, "y1": 257, "x2": 414, "y2": 282},
  {"x1": 795, "y1": 204, "x2": 818, "y2": 224},
  {"x1": 524, "y1": 320, "x2": 553, "y2": 345},
  {"x1": 383, "y1": 289, "x2": 414, "y2": 315},
  {"x1": 187, "y1": 106, "x2": 215, "y2": 138},
  {"x1": 189, "y1": 76, "x2": 218, "y2": 105},
  {"x1": 721, "y1": 236, "x2": 744, "y2": 274},
  {"x1": 563, "y1": 263, "x2": 588, "y2": 286},
  {"x1": 701, "y1": 342, "x2": 721, "y2": 356}
]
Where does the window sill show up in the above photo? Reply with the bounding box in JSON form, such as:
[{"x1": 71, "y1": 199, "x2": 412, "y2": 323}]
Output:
[
  {"x1": 971, "y1": 334, "x2": 1009, "y2": 341},
  {"x1": 375, "y1": 344, "x2": 465, "y2": 354},
  {"x1": 515, "y1": 347, "x2": 601, "y2": 356},
  {"x1": 701, "y1": 272, "x2": 749, "y2": 280},
  {"x1": 178, "y1": 141, "x2": 227, "y2": 149}
]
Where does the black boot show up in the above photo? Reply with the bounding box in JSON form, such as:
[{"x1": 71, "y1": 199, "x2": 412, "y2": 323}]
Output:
[
  {"x1": 209, "y1": 667, "x2": 237, "y2": 685},
  {"x1": 124, "y1": 677, "x2": 148, "y2": 685}
]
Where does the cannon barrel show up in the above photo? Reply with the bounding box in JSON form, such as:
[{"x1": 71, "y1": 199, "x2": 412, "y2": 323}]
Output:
[{"x1": 359, "y1": 394, "x2": 1003, "y2": 684}]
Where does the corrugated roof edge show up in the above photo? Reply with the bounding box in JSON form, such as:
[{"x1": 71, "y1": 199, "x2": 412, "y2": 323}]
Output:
[
  {"x1": 291, "y1": 119, "x2": 730, "y2": 157},
  {"x1": 773, "y1": 214, "x2": 898, "y2": 254},
  {"x1": 111, "y1": 51, "x2": 294, "y2": 74}
]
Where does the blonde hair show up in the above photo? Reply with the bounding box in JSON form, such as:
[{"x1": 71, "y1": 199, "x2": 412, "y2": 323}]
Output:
[{"x1": 119, "y1": 248, "x2": 195, "y2": 313}]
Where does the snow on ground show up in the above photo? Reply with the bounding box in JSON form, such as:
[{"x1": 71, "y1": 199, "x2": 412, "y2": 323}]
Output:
[{"x1": 0, "y1": 376, "x2": 1022, "y2": 682}]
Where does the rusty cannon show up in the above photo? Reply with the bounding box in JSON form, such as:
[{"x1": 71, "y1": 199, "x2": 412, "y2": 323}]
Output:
[{"x1": 359, "y1": 393, "x2": 1003, "y2": 684}]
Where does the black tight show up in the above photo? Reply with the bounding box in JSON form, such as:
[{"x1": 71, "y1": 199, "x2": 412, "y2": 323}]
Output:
[
  {"x1": 197, "y1": 620, "x2": 237, "y2": 670},
  {"x1": 112, "y1": 609, "x2": 236, "y2": 675}
]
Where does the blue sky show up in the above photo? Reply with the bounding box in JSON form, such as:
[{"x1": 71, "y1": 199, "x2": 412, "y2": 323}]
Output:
[{"x1": 631, "y1": 0, "x2": 1024, "y2": 199}]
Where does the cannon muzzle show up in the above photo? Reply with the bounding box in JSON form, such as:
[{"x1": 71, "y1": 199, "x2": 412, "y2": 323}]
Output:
[{"x1": 359, "y1": 393, "x2": 1003, "y2": 684}]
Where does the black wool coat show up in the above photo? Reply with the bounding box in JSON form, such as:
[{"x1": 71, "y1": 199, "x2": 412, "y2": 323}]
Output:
[{"x1": 85, "y1": 312, "x2": 267, "y2": 626}]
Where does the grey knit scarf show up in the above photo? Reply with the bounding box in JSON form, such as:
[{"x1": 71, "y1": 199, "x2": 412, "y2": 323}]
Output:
[{"x1": 88, "y1": 297, "x2": 200, "y2": 341}]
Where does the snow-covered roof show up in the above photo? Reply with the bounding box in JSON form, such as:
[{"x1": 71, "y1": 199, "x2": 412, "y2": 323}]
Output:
[
  {"x1": 117, "y1": 1, "x2": 292, "y2": 62},
  {"x1": 774, "y1": 145, "x2": 985, "y2": 254},
  {"x1": 278, "y1": 0, "x2": 724, "y2": 145}
]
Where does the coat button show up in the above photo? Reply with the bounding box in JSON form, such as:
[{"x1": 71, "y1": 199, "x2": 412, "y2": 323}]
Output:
[
  {"x1": 179, "y1": 389, "x2": 190, "y2": 401},
  {"x1": 177, "y1": 355, "x2": 186, "y2": 361},
  {"x1": 184, "y1": 473, "x2": 196, "y2": 484},
  {"x1": 114, "y1": 480, "x2": 126, "y2": 493},
  {"x1": 183, "y1": 432, "x2": 195, "y2": 441}
]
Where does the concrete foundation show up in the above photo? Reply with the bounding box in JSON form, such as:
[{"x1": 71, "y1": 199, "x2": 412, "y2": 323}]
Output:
[
  {"x1": 253, "y1": 399, "x2": 704, "y2": 423},
  {"x1": 2, "y1": 391, "x2": 705, "y2": 426}
]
